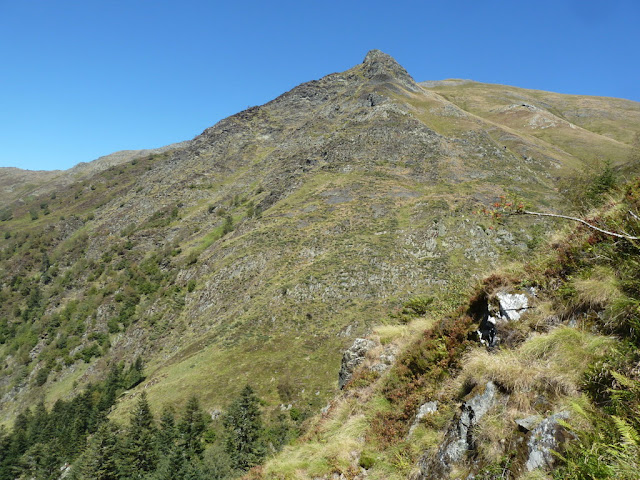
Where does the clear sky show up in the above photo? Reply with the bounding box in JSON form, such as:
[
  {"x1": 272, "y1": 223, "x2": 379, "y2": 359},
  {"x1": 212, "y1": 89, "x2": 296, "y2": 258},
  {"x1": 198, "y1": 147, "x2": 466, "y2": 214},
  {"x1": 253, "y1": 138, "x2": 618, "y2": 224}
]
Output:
[{"x1": 1, "y1": 0, "x2": 638, "y2": 171}]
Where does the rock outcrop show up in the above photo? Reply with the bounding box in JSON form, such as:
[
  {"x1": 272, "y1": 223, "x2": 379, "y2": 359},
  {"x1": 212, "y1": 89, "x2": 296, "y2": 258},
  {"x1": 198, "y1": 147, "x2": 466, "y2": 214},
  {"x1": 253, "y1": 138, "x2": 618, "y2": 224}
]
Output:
[
  {"x1": 408, "y1": 401, "x2": 438, "y2": 436},
  {"x1": 338, "y1": 338, "x2": 376, "y2": 389},
  {"x1": 525, "y1": 411, "x2": 569, "y2": 471},
  {"x1": 478, "y1": 291, "x2": 532, "y2": 347},
  {"x1": 416, "y1": 382, "x2": 499, "y2": 478}
]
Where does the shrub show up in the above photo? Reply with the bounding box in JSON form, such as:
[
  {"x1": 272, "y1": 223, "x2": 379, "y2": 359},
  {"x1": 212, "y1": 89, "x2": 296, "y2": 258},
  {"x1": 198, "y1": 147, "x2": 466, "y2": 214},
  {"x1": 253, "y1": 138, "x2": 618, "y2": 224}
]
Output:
[
  {"x1": 402, "y1": 295, "x2": 434, "y2": 316},
  {"x1": 222, "y1": 215, "x2": 233, "y2": 235},
  {"x1": 34, "y1": 366, "x2": 50, "y2": 386}
]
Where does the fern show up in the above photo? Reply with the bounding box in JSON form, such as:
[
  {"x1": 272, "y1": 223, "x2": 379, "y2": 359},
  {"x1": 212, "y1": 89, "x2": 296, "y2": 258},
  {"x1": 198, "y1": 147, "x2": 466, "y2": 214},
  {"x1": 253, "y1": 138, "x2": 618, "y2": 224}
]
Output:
[{"x1": 611, "y1": 415, "x2": 640, "y2": 446}]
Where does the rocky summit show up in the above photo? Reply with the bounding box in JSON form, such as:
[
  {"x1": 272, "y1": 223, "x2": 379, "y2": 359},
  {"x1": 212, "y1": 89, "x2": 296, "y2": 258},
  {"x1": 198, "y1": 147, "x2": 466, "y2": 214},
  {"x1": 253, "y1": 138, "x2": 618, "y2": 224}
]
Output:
[{"x1": 0, "y1": 51, "x2": 639, "y2": 479}]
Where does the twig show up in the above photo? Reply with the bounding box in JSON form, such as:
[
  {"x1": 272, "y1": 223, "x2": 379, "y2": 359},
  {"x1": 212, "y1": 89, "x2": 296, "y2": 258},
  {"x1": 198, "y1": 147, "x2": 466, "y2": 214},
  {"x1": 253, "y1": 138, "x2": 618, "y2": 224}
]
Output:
[{"x1": 517, "y1": 210, "x2": 640, "y2": 241}]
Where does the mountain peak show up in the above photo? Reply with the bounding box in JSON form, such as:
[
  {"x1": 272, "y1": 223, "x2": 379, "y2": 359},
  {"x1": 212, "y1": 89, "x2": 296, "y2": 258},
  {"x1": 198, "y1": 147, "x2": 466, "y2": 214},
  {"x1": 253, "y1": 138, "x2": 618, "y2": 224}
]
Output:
[
  {"x1": 363, "y1": 49, "x2": 396, "y2": 65},
  {"x1": 361, "y1": 49, "x2": 419, "y2": 92}
]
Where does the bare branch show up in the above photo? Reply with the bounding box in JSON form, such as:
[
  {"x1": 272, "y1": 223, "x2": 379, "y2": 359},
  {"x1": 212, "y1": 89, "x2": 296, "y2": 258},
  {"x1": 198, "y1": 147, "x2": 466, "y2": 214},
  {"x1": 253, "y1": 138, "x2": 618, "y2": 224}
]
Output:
[{"x1": 518, "y1": 210, "x2": 640, "y2": 241}]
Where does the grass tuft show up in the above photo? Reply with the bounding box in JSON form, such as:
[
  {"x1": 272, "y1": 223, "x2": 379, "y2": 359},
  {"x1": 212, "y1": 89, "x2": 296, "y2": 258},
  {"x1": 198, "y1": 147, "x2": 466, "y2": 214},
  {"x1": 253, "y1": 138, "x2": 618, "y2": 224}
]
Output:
[{"x1": 460, "y1": 327, "x2": 615, "y2": 398}]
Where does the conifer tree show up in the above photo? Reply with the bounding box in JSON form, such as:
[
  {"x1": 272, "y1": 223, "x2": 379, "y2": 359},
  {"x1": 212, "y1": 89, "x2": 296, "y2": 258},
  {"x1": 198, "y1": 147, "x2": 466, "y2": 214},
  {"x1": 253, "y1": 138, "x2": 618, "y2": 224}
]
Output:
[
  {"x1": 178, "y1": 396, "x2": 206, "y2": 461},
  {"x1": 74, "y1": 421, "x2": 122, "y2": 480},
  {"x1": 100, "y1": 363, "x2": 124, "y2": 410},
  {"x1": 0, "y1": 426, "x2": 16, "y2": 480},
  {"x1": 157, "y1": 405, "x2": 177, "y2": 456},
  {"x1": 153, "y1": 447, "x2": 185, "y2": 480},
  {"x1": 23, "y1": 441, "x2": 59, "y2": 480},
  {"x1": 28, "y1": 401, "x2": 50, "y2": 445},
  {"x1": 121, "y1": 392, "x2": 157, "y2": 478},
  {"x1": 223, "y1": 384, "x2": 265, "y2": 471},
  {"x1": 124, "y1": 356, "x2": 145, "y2": 389}
]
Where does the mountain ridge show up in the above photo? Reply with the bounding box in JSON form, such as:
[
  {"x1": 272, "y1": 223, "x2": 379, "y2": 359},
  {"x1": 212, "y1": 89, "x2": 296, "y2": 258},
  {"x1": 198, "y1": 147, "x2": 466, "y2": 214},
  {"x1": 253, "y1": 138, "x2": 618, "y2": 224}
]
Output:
[{"x1": 0, "y1": 51, "x2": 638, "y2": 447}]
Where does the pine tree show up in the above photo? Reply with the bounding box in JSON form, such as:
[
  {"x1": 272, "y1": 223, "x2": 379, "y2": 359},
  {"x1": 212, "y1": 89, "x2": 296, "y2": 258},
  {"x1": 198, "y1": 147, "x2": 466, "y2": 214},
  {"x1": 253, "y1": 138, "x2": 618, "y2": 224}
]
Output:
[
  {"x1": 0, "y1": 426, "x2": 16, "y2": 480},
  {"x1": 7, "y1": 410, "x2": 31, "y2": 471},
  {"x1": 75, "y1": 421, "x2": 122, "y2": 480},
  {"x1": 124, "y1": 356, "x2": 145, "y2": 389},
  {"x1": 23, "y1": 441, "x2": 59, "y2": 480},
  {"x1": 178, "y1": 397, "x2": 206, "y2": 461},
  {"x1": 223, "y1": 385, "x2": 266, "y2": 471},
  {"x1": 157, "y1": 406, "x2": 177, "y2": 456},
  {"x1": 153, "y1": 447, "x2": 185, "y2": 480},
  {"x1": 99, "y1": 363, "x2": 124, "y2": 411},
  {"x1": 28, "y1": 401, "x2": 50, "y2": 445},
  {"x1": 121, "y1": 392, "x2": 157, "y2": 478}
]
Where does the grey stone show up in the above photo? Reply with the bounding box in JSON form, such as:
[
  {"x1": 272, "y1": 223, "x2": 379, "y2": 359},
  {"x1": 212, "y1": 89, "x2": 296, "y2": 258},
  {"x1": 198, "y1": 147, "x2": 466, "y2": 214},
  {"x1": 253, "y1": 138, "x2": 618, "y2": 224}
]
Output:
[
  {"x1": 362, "y1": 49, "x2": 420, "y2": 93},
  {"x1": 525, "y1": 411, "x2": 569, "y2": 471},
  {"x1": 417, "y1": 382, "x2": 498, "y2": 478},
  {"x1": 478, "y1": 291, "x2": 532, "y2": 346},
  {"x1": 496, "y1": 292, "x2": 529, "y2": 321},
  {"x1": 515, "y1": 415, "x2": 542, "y2": 432},
  {"x1": 408, "y1": 401, "x2": 438, "y2": 436},
  {"x1": 441, "y1": 382, "x2": 497, "y2": 464},
  {"x1": 370, "y1": 346, "x2": 397, "y2": 374},
  {"x1": 338, "y1": 338, "x2": 376, "y2": 389},
  {"x1": 438, "y1": 382, "x2": 497, "y2": 466}
]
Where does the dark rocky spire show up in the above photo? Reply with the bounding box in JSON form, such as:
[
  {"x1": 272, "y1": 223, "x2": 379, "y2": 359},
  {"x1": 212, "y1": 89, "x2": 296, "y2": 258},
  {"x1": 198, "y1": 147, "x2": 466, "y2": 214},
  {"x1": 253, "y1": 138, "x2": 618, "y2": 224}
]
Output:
[{"x1": 361, "y1": 49, "x2": 420, "y2": 92}]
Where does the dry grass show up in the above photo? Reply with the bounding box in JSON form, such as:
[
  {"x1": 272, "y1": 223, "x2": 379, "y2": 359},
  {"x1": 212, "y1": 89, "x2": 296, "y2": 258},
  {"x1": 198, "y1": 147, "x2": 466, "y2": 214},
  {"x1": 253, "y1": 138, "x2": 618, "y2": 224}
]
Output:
[
  {"x1": 260, "y1": 396, "x2": 368, "y2": 479},
  {"x1": 572, "y1": 266, "x2": 622, "y2": 309},
  {"x1": 518, "y1": 471, "x2": 553, "y2": 480},
  {"x1": 473, "y1": 404, "x2": 513, "y2": 464},
  {"x1": 458, "y1": 326, "x2": 615, "y2": 399},
  {"x1": 372, "y1": 317, "x2": 435, "y2": 346}
]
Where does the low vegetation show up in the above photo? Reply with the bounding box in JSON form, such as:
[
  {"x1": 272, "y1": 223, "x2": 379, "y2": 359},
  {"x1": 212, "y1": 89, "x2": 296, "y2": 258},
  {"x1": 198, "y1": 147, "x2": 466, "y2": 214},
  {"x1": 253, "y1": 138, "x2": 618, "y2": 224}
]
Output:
[{"x1": 1, "y1": 53, "x2": 639, "y2": 479}]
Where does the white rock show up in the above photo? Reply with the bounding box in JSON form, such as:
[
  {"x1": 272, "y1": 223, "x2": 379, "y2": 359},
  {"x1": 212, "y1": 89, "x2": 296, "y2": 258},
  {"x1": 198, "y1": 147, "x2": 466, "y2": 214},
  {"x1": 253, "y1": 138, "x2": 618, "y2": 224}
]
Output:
[{"x1": 496, "y1": 292, "x2": 528, "y2": 321}]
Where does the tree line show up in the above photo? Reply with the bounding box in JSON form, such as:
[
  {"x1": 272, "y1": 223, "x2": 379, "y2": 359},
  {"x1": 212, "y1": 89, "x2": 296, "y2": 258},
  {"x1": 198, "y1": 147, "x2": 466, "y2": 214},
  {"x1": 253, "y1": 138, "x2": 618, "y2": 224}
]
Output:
[{"x1": 0, "y1": 361, "x2": 285, "y2": 480}]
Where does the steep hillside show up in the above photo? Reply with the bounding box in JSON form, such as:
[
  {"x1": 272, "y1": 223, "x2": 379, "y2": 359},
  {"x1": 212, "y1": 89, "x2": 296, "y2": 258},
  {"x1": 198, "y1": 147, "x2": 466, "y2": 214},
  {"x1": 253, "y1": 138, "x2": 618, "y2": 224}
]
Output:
[
  {"x1": 0, "y1": 141, "x2": 189, "y2": 211},
  {"x1": 256, "y1": 177, "x2": 640, "y2": 479},
  {"x1": 422, "y1": 79, "x2": 640, "y2": 162},
  {"x1": 0, "y1": 48, "x2": 638, "y2": 446}
]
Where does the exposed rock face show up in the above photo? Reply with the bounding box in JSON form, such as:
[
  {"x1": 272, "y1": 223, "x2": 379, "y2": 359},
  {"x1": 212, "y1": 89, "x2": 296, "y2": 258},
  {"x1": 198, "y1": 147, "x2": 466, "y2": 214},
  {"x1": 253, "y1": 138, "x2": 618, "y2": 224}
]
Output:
[
  {"x1": 525, "y1": 411, "x2": 569, "y2": 471},
  {"x1": 408, "y1": 401, "x2": 438, "y2": 436},
  {"x1": 362, "y1": 49, "x2": 420, "y2": 93},
  {"x1": 369, "y1": 345, "x2": 397, "y2": 373},
  {"x1": 338, "y1": 338, "x2": 376, "y2": 389},
  {"x1": 416, "y1": 382, "x2": 498, "y2": 478},
  {"x1": 515, "y1": 414, "x2": 542, "y2": 433},
  {"x1": 496, "y1": 292, "x2": 529, "y2": 321},
  {"x1": 478, "y1": 291, "x2": 532, "y2": 347}
]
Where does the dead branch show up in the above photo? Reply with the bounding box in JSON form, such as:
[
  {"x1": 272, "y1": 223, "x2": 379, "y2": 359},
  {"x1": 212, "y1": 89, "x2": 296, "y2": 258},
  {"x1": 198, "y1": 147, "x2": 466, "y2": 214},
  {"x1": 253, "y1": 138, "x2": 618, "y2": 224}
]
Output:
[{"x1": 519, "y1": 210, "x2": 640, "y2": 241}]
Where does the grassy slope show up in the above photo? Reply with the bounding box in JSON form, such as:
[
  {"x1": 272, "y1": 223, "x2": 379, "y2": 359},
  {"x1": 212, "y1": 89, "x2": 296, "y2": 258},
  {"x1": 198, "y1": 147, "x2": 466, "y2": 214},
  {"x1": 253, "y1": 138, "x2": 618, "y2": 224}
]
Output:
[
  {"x1": 256, "y1": 179, "x2": 640, "y2": 479},
  {"x1": 1, "y1": 64, "x2": 638, "y2": 434},
  {"x1": 424, "y1": 81, "x2": 640, "y2": 168}
]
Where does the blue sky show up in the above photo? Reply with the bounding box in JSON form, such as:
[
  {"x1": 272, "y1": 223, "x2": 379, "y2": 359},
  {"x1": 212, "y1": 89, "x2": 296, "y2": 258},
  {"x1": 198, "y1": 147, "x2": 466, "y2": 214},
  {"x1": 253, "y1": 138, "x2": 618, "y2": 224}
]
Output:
[{"x1": 1, "y1": 0, "x2": 638, "y2": 171}]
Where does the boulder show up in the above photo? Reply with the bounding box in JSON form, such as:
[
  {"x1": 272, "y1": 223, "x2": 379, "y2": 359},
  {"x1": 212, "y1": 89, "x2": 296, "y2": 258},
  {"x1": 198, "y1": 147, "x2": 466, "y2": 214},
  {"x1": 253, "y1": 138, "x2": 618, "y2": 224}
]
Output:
[
  {"x1": 338, "y1": 338, "x2": 376, "y2": 389},
  {"x1": 496, "y1": 292, "x2": 529, "y2": 321},
  {"x1": 440, "y1": 381, "x2": 497, "y2": 465},
  {"x1": 515, "y1": 414, "x2": 542, "y2": 433},
  {"x1": 416, "y1": 382, "x2": 498, "y2": 478},
  {"x1": 408, "y1": 401, "x2": 438, "y2": 436},
  {"x1": 370, "y1": 345, "x2": 397, "y2": 373},
  {"x1": 525, "y1": 411, "x2": 569, "y2": 471},
  {"x1": 477, "y1": 291, "x2": 531, "y2": 346}
]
